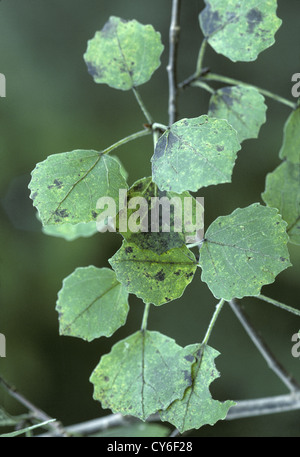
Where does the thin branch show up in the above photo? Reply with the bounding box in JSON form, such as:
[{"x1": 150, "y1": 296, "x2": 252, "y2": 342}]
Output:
[
  {"x1": 191, "y1": 80, "x2": 215, "y2": 94},
  {"x1": 37, "y1": 391, "x2": 300, "y2": 436},
  {"x1": 256, "y1": 294, "x2": 300, "y2": 318},
  {"x1": 167, "y1": 0, "x2": 182, "y2": 125},
  {"x1": 102, "y1": 127, "x2": 152, "y2": 155},
  {"x1": 132, "y1": 87, "x2": 153, "y2": 124},
  {"x1": 202, "y1": 298, "x2": 225, "y2": 345},
  {"x1": 226, "y1": 392, "x2": 300, "y2": 420},
  {"x1": 141, "y1": 303, "x2": 151, "y2": 331},
  {"x1": 195, "y1": 38, "x2": 208, "y2": 79},
  {"x1": 228, "y1": 299, "x2": 300, "y2": 393},
  {"x1": 0, "y1": 377, "x2": 68, "y2": 436},
  {"x1": 203, "y1": 73, "x2": 297, "y2": 109},
  {"x1": 178, "y1": 38, "x2": 209, "y2": 91}
]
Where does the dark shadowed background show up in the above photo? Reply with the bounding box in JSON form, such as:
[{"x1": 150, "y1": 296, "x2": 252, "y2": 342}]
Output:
[{"x1": 0, "y1": 0, "x2": 299, "y2": 437}]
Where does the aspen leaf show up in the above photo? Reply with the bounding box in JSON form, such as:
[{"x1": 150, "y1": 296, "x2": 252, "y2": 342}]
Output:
[
  {"x1": 109, "y1": 241, "x2": 197, "y2": 306},
  {"x1": 199, "y1": 0, "x2": 282, "y2": 62},
  {"x1": 160, "y1": 344, "x2": 235, "y2": 433},
  {"x1": 56, "y1": 267, "x2": 129, "y2": 341},
  {"x1": 208, "y1": 85, "x2": 267, "y2": 142},
  {"x1": 90, "y1": 331, "x2": 195, "y2": 420},
  {"x1": 84, "y1": 16, "x2": 164, "y2": 90},
  {"x1": 199, "y1": 203, "x2": 291, "y2": 300},
  {"x1": 29, "y1": 150, "x2": 128, "y2": 226},
  {"x1": 262, "y1": 162, "x2": 300, "y2": 246},
  {"x1": 151, "y1": 115, "x2": 241, "y2": 193}
]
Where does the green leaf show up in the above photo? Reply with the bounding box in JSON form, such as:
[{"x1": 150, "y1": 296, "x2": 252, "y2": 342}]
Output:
[
  {"x1": 199, "y1": 203, "x2": 291, "y2": 300},
  {"x1": 262, "y1": 161, "x2": 300, "y2": 246},
  {"x1": 160, "y1": 344, "x2": 235, "y2": 433},
  {"x1": 208, "y1": 85, "x2": 267, "y2": 142},
  {"x1": 109, "y1": 241, "x2": 197, "y2": 306},
  {"x1": 199, "y1": 0, "x2": 282, "y2": 62},
  {"x1": 56, "y1": 267, "x2": 129, "y2": 342},
  {"x1": 84, "y1": 16, "x2": 164, "y2": 90},
  {"x1": 29, "y1": 150, "x2": 128, "y2": 226},
  {"x1": 279, "y1": 109, "x2": 300, "y2": 164},
  {"x1": 90, "y1": 330, "x2": 195, "y2": 421},
  {"x1": 116, "y1": 177, "x2": 204, "y2": 254},
  {"x1": 42, "y1": 221, "x2": 98, "y2": 241},
  {"x1": 151, "y1": 115, "x2": 241, "y2": 193}
]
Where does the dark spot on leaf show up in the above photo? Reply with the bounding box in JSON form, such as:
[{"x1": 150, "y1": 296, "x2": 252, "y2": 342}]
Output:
[
  {"x1": 153, "y1": 134, "x2": 168, "y2": 160},
  {"x1": 133, "y1": 182, "x2": 144, "y2": 192},
  {"x1": 167, "y1": 131, "x2": 178, "y2": 150},
  {"x1": 246, "y1": 8, "x2": 263, "y2": 34},
  {"x1": 55, "y1": 209, "x2": 69, "y2": 218},
  {"x1": 101, "y1": 18, "x2": 119, "y2": 38},
  {"x1": 183, "y1": 370, "x2": 192, "y2": 384},
  {"x1": 48, "y1": 179, "x2": 63, "y2": 190},
  {"x1": 164, "y1": 297, "x2": 171, "y2": 301},
  {"x1": 196, "y1": 348, "x2": 203, "y2": 358},
  {"x1": 209, "y1": 101, "x2": 217, "y2": 112},
  {"x1": 174, "y1": 270, "x2": 181, "y2": 276},
  {"x1": 221, "y1": 87, "x2": 234, "y2": 106},
  {"x1": 86, "y1": 62, "x2": 103, "y2": 79},
  {"x1": 119, "y1": 62, "x2": 129, "y2": 74},
  {"x1": 225, "y1": 11, "x2": 238, "y2": 23},
  {"x1": 201, "y1": 4, "x2": 221, "y2": 36},
  {"x1": 91, "y1": 211, "x2": 97, "y2": 219},
  {"x1": 125, "y1": 246, "x2": 133, "y2": 254},
  {"x1": 31, "y1": 191, "x2": 38, "y2": 200},
  {"x1": 184, "y1": 354, "x2": 194, "y2": 362},
  {"x1": 217, "y1": 145, "x2": 224, "y2": 152},
  {"x1": 186, "y1": 272, "x2": 194, "y2": 278},
  {"x1": 154, "y1": 270, "x2": 165, "y2": 282},
  {"x1": 104, "y1": 376, "x2": 109, "y2": 382},
  {"x1": 280, "y1": 257, "x2": 286, "y2": 262}
]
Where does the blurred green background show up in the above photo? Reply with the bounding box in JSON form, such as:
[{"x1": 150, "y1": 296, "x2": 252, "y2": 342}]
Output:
[{"x1": 0, "y1": 0, "x2": 299, "y2": 437}]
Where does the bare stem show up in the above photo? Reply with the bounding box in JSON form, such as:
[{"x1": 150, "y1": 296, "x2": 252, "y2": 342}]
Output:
[
  {"x1": 226, "y1": 392, "x2": 300, "y2": 420},
  {"x1": 195, "y1": 38, "x2": 208, "y2": 78},
  {"x1": 228, "y1": 299, "x2": 300, "y2": 393},
  {"x1": 204, "y1": 73, "x2": 297, "y2": 109},
  {"x1": 141, "y1": 303, "x2": 151, "y2": 331},
  {"x1": 202, "y1": 298, "x2": 225, "y2": 345},
  {"x1": 38, "y1": 391, "x2": 300, "y2": 436},
  {"x1": 102, "y1": 128, "x2": 151, "y2": 155},
  {"x1": 0, "y1": 377, "x2": 68, "y2": 436},
  {"x1": 256, "y1": 294, "x2": 300, "y2": 318},
  {"x1": 167, "y1": 0, "x2": 182, "y2": 125},
  {"x1": 132, "y1": 87, "x2": 153, "y2": 124}
]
